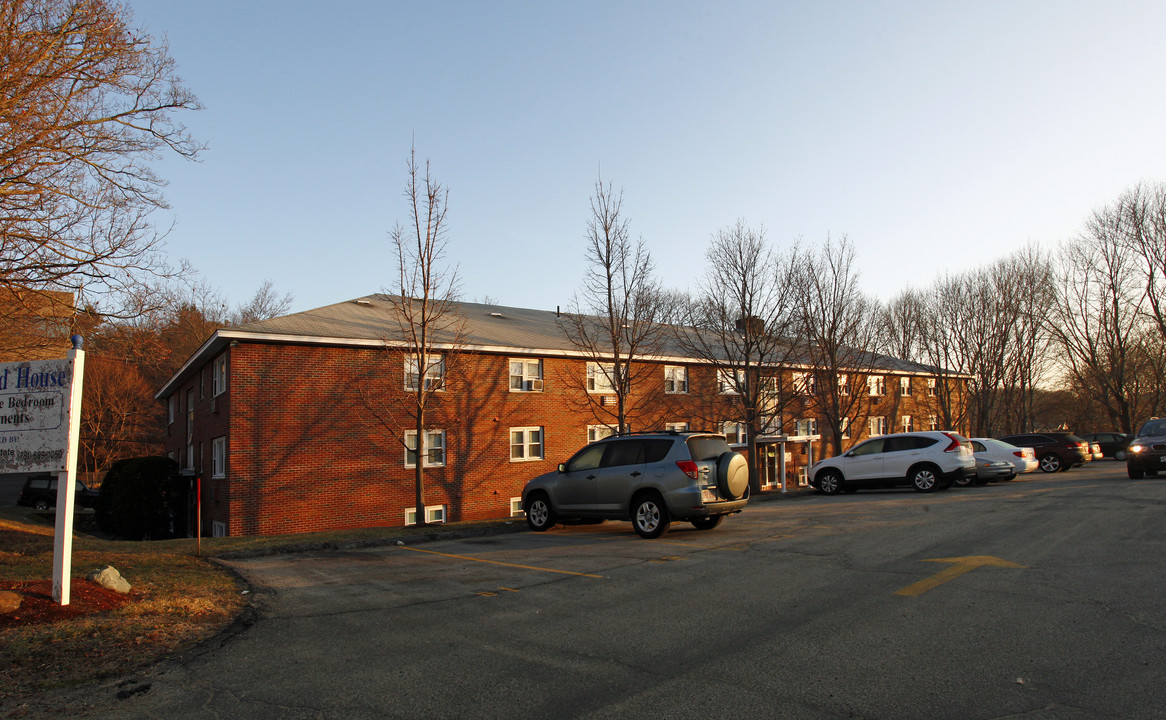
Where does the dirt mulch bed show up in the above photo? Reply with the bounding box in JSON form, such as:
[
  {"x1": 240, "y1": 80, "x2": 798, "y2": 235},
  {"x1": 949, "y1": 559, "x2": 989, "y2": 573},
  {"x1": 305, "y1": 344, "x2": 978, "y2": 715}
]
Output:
[{"x1": 0, "y1": 579, "x2": 132, "y2": 629}]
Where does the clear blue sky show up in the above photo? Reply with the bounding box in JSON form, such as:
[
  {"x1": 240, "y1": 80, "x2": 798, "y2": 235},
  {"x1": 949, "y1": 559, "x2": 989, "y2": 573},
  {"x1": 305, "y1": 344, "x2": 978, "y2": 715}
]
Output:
[{"x1": 133, "y1": 0, "x2": 1166, "y2": 315}]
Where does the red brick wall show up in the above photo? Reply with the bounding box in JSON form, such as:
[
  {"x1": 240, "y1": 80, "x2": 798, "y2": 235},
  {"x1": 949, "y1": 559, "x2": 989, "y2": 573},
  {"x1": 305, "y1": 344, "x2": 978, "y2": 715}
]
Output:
[{"x1": 163, "y1": 342, "x2": 967, "y2": 536}]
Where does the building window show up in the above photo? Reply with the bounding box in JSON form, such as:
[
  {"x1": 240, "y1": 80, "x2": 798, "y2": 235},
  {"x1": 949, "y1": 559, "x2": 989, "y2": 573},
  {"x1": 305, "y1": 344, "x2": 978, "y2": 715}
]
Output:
[
  {"x1": 718, "y1": 368, "x2": 744, "y2": 394},
  {"x1": 900, "y1": 376, "x2": 911, "y2": 396},
  {"x1": 405, "y1": 355, "x2": 445, "y2": 391},
  {"x1": 838, "y1": 373, "x2": 849, "y2": 396},
  {"x1": 927, "y1": 378, "x2": 938, "y2": 396},
  {"x1": 212, "y1": 521, "x2": 227, "y2": 538},
  {"x1": 212, "y1": 354, "x2": 227, "y2": 397},
  {"x1": 406, "y1": 505, "x2": 447, "y2": 526},
  {"x1": 185, "y1": 388, "x2": 195, "y2": 470},
  {"x1": 212, "y1": 437, "x2": 226, "y2": 478},
  {"x1": 841, "y1": 416, "x2": 850, "y2": 439},
  {"x1": 586, "y1": 362, "x2": 615, "y2": 393},
  {"x1": 664, "y1": 365, "x2": 688, "y2": 394},
  {"x1": 510, "y1": 497, "x2": 524, "y2": 517},
  {"x1": 665, "y1": 422, "x2": 689, "y2": 432},
  {"x1": 793, "y1": 371, "x2": 815, "y2": 394},
  {"x1": 722, "y1": 421, "x2": 746, "y2": 444},
  {"x1": 168, "y1": 395, "x2": 176, "y2": 424},
  {"x1": 587, "y1": 425, "x2": 615, "y2": 443},
  {"x1": 795, "y1": 418, "x2": 818, "y2": 437},
  {"x1": 928, "y1": 414, "x2": 939, "y2": 431},
  {"x1": 870, "y1": 416, "x2": 887, "y2": 436},
  {"x1": 405, "y1": 429, "x2": 446, "y2": 467},
  {"x1": 509, "y1": 359, "x2": 543, "y2": 392},
  {"x1": 901, "y1": 415, "x2": 914, "y2": 433},
  {"x1": 868, "y1": 375, "x2": 886, "y2": 396},
  {"x1": 510, "y1": 427, "x2": 544, "y2": 461}
]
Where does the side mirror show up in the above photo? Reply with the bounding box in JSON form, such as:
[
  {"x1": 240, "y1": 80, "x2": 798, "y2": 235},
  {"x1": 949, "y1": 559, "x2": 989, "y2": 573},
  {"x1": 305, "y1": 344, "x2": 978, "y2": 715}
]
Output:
[{"x1": 558, "y1": 463, "x2": 567, "y2": 473}]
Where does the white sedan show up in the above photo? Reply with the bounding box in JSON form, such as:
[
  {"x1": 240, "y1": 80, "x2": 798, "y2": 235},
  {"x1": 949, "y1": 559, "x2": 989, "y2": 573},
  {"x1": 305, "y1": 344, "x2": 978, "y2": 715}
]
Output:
[{"x1": 970, "y1": 438, "x2": 1038, "y2": 476}]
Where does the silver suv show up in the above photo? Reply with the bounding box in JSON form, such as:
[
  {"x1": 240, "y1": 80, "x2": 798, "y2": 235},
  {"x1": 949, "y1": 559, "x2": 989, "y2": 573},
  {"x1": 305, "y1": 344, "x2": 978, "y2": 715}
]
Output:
[
  {"x1": 810, "y1": 430, "x2": 975, "y2": 494},
  {"x1": 522, "y1": 431, "x2": 749, "y2": 539}
]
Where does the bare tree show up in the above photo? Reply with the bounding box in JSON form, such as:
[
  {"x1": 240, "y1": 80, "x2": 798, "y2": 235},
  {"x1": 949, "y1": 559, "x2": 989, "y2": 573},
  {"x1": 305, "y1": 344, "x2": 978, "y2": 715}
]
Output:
[
  {"x1": 1049, "y1": 216, "x2": 1150, "y2": 434},
  {"x1": 795, "y1": 235, "x2": 882, "y2": 455},
  {"x1": 1115, "y1": 182, "x2": 1166, "y2": 341},
  {"x1": 675, "y1": 220, "x2": 803, "y2": 492},
  {"x1": 559, "y1": 177, "x2": 666, "y2": 433},
  {"x1": 997, "y1": 245, "x2": 1056, "y2": 434},
  {"x1": 361, "y1": 148, "x2": 465, "y2": 526},
  {"x1": 230, "y1": 281, "x2": 294, "y2": 326},
  {"x1": 0, "y1": 0, "x2": 202, "y2": 334}
]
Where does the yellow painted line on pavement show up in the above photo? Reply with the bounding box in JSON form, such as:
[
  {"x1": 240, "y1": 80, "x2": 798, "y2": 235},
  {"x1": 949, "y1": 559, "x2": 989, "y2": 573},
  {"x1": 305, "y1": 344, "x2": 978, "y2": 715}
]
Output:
[
  {"x1": 396, "y1": 545, "x2": 603, "y2": 578},
  {"x1": 895, "y1": 555, "x2": 1026, "y2": 597}
]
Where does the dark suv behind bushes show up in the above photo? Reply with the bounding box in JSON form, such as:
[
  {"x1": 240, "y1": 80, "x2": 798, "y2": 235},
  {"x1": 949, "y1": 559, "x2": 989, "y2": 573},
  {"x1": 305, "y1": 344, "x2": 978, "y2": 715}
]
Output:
[
  {"x1": 17, "y1": 475, "x2": 99, "y2": 511},
  {"x1": 997, "y1": 432, "x2": 1091, "y2": 473}
]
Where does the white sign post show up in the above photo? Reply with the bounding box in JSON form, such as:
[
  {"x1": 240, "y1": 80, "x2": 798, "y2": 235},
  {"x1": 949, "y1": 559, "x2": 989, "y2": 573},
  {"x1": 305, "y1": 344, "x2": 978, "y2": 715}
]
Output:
[{"x1": 0, "y1": 336, "x2": 85, "y2": 605}]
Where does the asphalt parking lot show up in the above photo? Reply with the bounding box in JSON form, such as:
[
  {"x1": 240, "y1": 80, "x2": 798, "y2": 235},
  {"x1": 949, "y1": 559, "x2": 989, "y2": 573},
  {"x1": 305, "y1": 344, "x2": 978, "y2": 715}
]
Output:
[{"x1": 19, "y1": 461, "x2": 1166, "y2": 719}]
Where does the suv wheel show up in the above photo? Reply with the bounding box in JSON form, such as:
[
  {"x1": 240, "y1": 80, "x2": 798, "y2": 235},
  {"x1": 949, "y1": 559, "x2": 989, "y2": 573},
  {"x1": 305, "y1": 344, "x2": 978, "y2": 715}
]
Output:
[
  {"x1": 1114, "y1": 449, "x2": 1128, "y2": 461},
  {"x1": 817, "y1": 470, "x2": 843, "y2": 495},
  {"x1": 910, "y1": 465, "x2": 940, "y2": 493},
  {"x1": 631, "y1": 494, "x2": 670, "y2": 539},
  {"x1": 525, "y1": 494, "x2": 555, "y2": 532},
  {"x1": 1039, "y1": 453, "x2": 1062, "y2": 473},
  {"x1": 690, "y1": 515, "x2": 724, "y2": 531},
  {"x1": 716, "y1": 452, "x2": 749, "y2": 499},
  {"x1": 33, "y1": 498, "x2": 50, "y2": 511}
]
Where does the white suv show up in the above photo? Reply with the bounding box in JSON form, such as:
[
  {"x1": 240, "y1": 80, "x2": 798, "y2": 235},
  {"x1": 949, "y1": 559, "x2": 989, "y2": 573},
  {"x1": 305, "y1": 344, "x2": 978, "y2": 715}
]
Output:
[{"x1": 810, "y1": 431, "x2": 974, "y2": 494}]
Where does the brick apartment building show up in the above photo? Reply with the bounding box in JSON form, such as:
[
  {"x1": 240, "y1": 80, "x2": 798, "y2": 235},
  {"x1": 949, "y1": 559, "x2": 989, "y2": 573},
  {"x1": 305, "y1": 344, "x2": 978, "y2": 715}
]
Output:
[{"x1": 157, "y1": 296, "x2": 966, "y2": 537}]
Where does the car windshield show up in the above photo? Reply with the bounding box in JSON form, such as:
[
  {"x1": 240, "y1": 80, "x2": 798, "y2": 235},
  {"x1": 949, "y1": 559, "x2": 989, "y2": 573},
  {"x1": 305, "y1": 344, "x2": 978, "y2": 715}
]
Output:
[{"x1": 1138, "y1": 419, "x2": 1166, "y2": 437}]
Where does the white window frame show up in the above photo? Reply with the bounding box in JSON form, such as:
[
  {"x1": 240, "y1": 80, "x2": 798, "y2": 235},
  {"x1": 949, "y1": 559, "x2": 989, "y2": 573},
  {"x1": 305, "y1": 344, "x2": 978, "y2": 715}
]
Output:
[
  {"x1": 212, "y1": 437, "x2": 226, "y2": 478},
  {"x1": 404, "y1": 429, "x2": 446, "y2": 467},
  {"x1": 586, "y1": 362, "x2": 615, "y2": 393},
  {"x1": 664, "y1": 365, "x2": 688, "y2": 394},
  {"x1": 212, "y1": 354, "x2": 227, "y2": 397},
  {"x1": 664, "y1": 422, "x2": 689, "y2": 432},
  {"x1": 868, "y1": 375, "x2": 886, "y2": 397},
  {"x1": 212, "y1": 521, "x2": 227, "y2": 538},
  {"x1": 718, "y1": 368, "x2": 744, "y2": 395},
  {"x1": 587, "y1": 424, "x2": 615, "y2": 443},
  {"x1": 510, "y1": 497, "x2": 524, "y2": 517},
  {"x1": 168, "y1": 395, "x2": 176, "y2": 424},
  {"x1": 795, "y1": 418, "x2": 818, "y2": 437},
  {"x1": 870, "y1": 416, "x2": 888, "y2": 436},
  {"x1": 406, "y1": 505, "x2": 447, "y2": 526},
  {"x1": 510, "y1": 426, "x2": 544, "y2": 462},
  {"x1": 793, "y1": 371, "x2": 815, "y2": 395},
  {"x1": 927, "y1": 378, "x2": 938, "y2": 396},
  {"x1": 405, "y1": 355, "x2": 445, "y2": 392},
  {"x1": 901, "y1": 415, "x2": 914, "y2": 432},
  {"x1": 841, "y1": 416, "x2": 851, "y2": 439},
  {"x1": 838, "y1": 373, "x2": 850, "y2": 396},
  {"x1": 900, "y1": 376, "x2": 911, "y2": 396},
  {"x1": 928, "y1": 414, "x2": 939, "y2": 431},
  {"x1": 509, "y1": 358, "x2": 544, "y2": 392},
  {"x1": 722, "y1": 421, "x2": 746, "y2": 445}
]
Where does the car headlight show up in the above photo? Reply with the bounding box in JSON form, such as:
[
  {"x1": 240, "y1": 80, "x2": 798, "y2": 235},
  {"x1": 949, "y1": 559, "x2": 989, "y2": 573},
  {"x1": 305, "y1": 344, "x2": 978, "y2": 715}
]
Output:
[{"x1": 1129, "y1": 444, "x2": 1147, "y2": 453}]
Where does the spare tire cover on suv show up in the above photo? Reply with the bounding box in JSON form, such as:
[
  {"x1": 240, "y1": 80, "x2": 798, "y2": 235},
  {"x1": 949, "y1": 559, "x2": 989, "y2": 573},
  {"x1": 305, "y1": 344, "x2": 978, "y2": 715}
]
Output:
[{"x1": 717, "y1": 452, "x2": 748, "y2": 500}]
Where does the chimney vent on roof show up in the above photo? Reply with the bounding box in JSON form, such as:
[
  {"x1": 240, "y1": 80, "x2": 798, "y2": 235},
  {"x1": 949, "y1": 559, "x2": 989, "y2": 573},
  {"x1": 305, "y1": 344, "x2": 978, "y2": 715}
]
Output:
[
  {"x1": 353, "y1": 299, "x2": 372, "y2": 306},
  {"x1": 490, "y1": 312, "x2": 503, "y2": 318}
]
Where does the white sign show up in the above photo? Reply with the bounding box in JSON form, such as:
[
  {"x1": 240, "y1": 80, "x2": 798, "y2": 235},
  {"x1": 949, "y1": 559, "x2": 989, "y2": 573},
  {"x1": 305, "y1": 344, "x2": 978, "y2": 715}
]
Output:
[{"x1": 0, "y1": 359, "x2": 73, "y2": 473}]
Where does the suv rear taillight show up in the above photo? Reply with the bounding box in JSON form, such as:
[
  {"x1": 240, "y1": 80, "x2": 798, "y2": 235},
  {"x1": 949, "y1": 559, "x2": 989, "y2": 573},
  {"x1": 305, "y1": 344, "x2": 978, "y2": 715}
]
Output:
[
  {"x1": 676, "y1": 460, "x2": 699, "y2": 480},
  {"x1": 941, "y1": 432, "x2": 963, "y2": 452},
  {"x1": 1013, "y1": 450, "x2": 1025, "y2": 458}
]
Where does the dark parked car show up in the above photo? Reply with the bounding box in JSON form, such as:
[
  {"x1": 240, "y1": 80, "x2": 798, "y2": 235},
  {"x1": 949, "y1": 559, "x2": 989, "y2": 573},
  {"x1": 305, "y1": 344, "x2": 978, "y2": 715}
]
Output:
[
  {"x1": 522, "y1": 431, "x2": 749, "y2": 539},
  {"x1": 1126, "y1": 418, "x2": 1166, "y2": 479},
  {"x1": 997, "y1": 432, "x2": 1091, "y2": 473},
  {"x1": 1078, "y1": 432, "x2": 1133, "y2": 461},
  {"x1": 17, "y1": 474, "x2": 99, "y2": 511}
]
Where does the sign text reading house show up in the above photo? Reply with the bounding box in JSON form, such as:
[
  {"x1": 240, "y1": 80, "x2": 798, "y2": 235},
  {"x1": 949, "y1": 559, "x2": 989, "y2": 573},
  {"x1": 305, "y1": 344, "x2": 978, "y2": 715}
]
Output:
[{"x1": 0, "y1": 360, "x2": 73, "y2": 473}]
